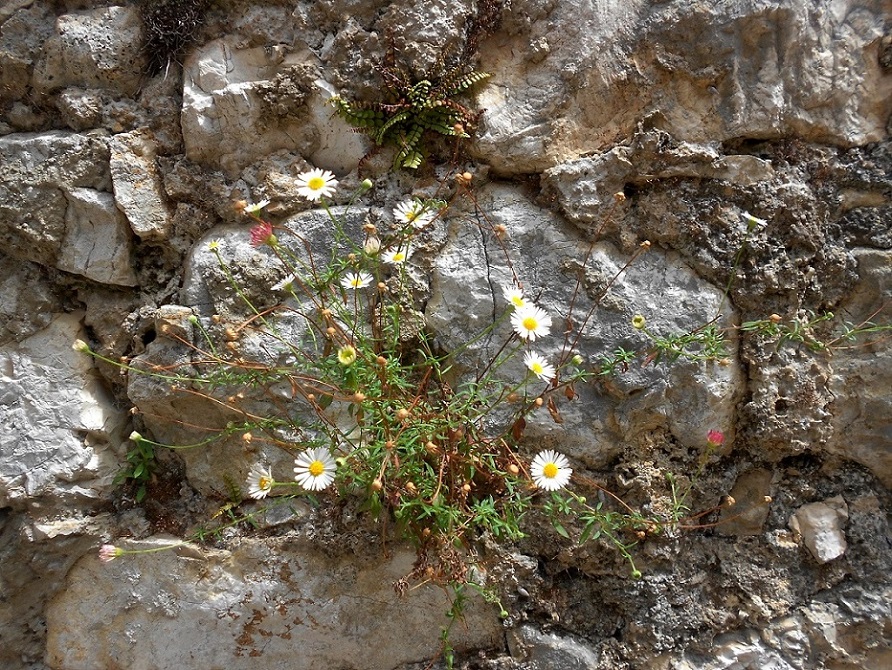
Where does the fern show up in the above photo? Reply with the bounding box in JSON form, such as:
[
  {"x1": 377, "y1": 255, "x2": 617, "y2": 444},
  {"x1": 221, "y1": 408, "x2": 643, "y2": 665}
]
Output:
[{"x1": 330, "y1": 64, "x2": 490, "y2": 169}]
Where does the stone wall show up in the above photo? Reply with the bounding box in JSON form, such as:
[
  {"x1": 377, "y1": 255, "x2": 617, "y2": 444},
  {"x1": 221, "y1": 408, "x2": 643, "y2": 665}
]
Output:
[{"x1": 1, "y1": 1, "x2": 890, "y2": 668}]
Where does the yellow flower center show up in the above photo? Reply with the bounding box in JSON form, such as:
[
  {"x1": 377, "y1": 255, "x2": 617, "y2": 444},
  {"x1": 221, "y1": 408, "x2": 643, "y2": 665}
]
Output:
[
  {"x1": 522, "y1": 316, "x2": 538, "y2": 331},
  {"x1": 511, "y1": 296, "x2": 524, "y2": 307},
  {"x1": 543, "y1": 462, "x2": 558, "y2": 479},
  {"x1": 308, "y1": 176, "x2": 325, "y2": 190},
  {"x1": 393, "y1": 252, "x2": 405, "y2": 261},
  {"x1": 531, "y1": 362, "x2": 544, "y2": 374},
  {"x1": 308, "y1": 460, "x2": 325, "y2": 477},
  {"x1": 258, "y1": 476, "x2": 271, "y2": 490}
]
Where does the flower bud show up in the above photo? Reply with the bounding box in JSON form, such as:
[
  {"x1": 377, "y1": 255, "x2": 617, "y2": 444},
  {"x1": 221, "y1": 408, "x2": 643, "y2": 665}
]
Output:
[
  {"x1": 631, "y1": 314, "x2": 646, "y2": 330},
  {"x1": 360, "y1": 178, "x2": 374, "y2": 190}
]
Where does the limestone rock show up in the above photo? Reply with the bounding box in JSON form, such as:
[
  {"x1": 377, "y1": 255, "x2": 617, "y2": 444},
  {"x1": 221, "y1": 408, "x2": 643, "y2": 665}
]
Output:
[
  {"x1": 475, "y1": 0, "x2": 891, "y2": 174},
  {"x1": 0, "y1": 313, "x2": 126, "y2": 509},
  {"x1": 0, "y1": 1, "x2": 55, "y2": 104},
  {"x1": 0, "y1": 131, "x2": 111, "y2": 267},
  {"x1": 789, "y1": 496, "x2": 849, "y2": 563},
  {"x1": 507, "y1": 625, "x2": 601, "y2": 668},
  {"x1": 58, "y1": 187, "x2": 138, "y2": 286},
  {"x1": 717, "y1": 468, "x2": 773, "y2": 536},
  {"x1": 425, "y1": 183, "x2": 742, "y2": 466},
  {"x1": 110, "y1": 130, "x2": 173, "y2": 241},
  {"x1": 181, "y1": 38, "x2": 367, "y2": 177},
  {"x1": 826, "y1": 249, "x2": 892, "y2": 486},
  {"x1": 45, "y1": 537, "x2": 501, "y2": 670},
  {"x1": 33, "y1": 6, "x2": 147, "y2": 97}
]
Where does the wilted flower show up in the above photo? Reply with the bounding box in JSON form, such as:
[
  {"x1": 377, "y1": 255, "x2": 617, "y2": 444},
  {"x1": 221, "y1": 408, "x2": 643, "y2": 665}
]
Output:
[
  {"x1": 523, "y1": 351, "x2": 555, "y2": 383},
  {"x1": 249, "y1": 221, "x2": 277, "y2": 247},
  {"x1": 294, "y1": 447, "x2": 337, "y2": 491},
  {"x1": 511, "y1": 304, "x2": 552, "y2": 342},
  {"x1": 296, "y1": 168, "x2": 338, "y2": 201},
  {"x1": 99, "y1": 544, "x2": 123, "y2": 563},
  {"x1": 246, "y1": 463, "x2": 274, "y2": 499},
  {"x1": 340, "y1": 271, "x2": 373, "y2": 290},
  {"x1": 363, "y1": 237, "x2": 382, "y2": 255},
  {"x1": 394, "y1": 199, "x2": 436, "y2": 228},
  {"x1": 530, "y1": 450, "x2": 572, "y2": 491},
  {"x1": 337, "y1": 345, "x2": 357, "y2": 366}
]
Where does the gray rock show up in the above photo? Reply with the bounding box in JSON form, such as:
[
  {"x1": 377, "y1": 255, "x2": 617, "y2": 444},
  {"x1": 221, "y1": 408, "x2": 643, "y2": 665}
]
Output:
[
  {"x1": 58, "y1": 187, "x2": 138, "y2": 286},
  {"x1": 45, "y1": 537, "x2": 501, "y2": 670},
  {"x1": 181, "y1": 38, "x2": 366, "y2": 178},
  {"x1": 33, "y1": 6, "x2": 147, "y2": 97},
  {"x1": 110, "y1": 130, "x2": 173, "y2": 241},
  {"x1": 475, "y1": 0, "x2": 891, "y2": 174},
  {"x1": 0, "y1": 131, "x2": 111, "y2": 267},
  {"x1": 826, "y1": 249, "x2": 892, "y2": 486},
  {"x1": 425, "y1": 183, "x2": 741, "y2": 466},
  {"x1": 0, "y1": 313, "x2": 126, "y2": 509},
  {"x1": 507, "y1": 624, "x2": 600, "y2": 669},
  {"x1": 789, "y1": 496, "x2": 849, "y2": 563}
]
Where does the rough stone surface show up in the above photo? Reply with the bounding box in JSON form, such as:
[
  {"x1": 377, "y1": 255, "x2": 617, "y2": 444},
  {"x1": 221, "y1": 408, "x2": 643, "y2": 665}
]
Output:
[
  {"x1": 58, "y1": 187, "x2": 138, "y2": 286},
  {"x1": 110, "y1": 130, "x2": 173, "y2": 241},
  {"x1": 0, "y1": 313, "x2": 126, "y2": 509},
  {"x1": 0, "y1": 1, "x2": 889, "y2": 669},
  {"x1": 45, "y1": 537, "x2": 501, "y2": 670},
  {"x1": 32, "y1": 6, "x2": 147, "y2": 97},
  {"x1": 789, "y1": 496, "x2": 849, "y2": 564},
  {"x1": 475, "y1": 0, "x2": 892, "y2": 174}
]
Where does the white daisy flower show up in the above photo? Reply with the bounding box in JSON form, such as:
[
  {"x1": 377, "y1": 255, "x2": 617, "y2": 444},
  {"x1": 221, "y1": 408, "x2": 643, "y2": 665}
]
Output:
[
  {"x1": 244, "y1": 199, "x2": 271, "y2": 214},
  {"x1": 382, "y1": 246, "x2": 412, "y2": 265},
  {"x1": 294, "y1": 447, "x2": 337, "y2": 491},
  {"x1": 272, "y1": 273, "x2": 299, "y2": 292},
  {"x1": 340, "y1": 271, "x2": 373, "y2": 290},
  {"x1": 523, "y1": 351, "x2": 555, "y2": 383},
  {"x1": 337, "y1": 344, "x2": 357, "y2": 366},
  {"x1": 530, "y1": 450, "x2": 572, "y2": 491},
  {"x1": 393, "y1": 199, "x2": 436, "y2": 228},
  {"x1": 511, "y1": 304, "x2": 552, "y2": 341},
  {"x1": 502, "y1": 283, "x2": 527, "y2": 310},
  {"x1": 246, "y1": 463, "x2": 274, "y2": 499},
  {"x1": 296, "y1": 168, "x2": 338, "y2": 202}
]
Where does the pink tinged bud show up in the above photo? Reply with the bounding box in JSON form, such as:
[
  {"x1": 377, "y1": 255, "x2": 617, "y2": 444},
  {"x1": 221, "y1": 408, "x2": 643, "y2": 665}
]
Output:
[
  {"x1": 249, "y1": 222, "x2": 277, "y2": 247},
  {"x1": 707, "y1": 430, "x2": 725, "y2": 446},
  {"x1": 99, "y1": 544, "x2": 122, "y2": 563}
]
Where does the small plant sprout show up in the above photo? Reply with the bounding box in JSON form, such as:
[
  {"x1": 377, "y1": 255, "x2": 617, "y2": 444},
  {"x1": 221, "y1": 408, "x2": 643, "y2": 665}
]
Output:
[
  {"x1": 246, "y1": 463, "x2": 274, "y2": 499},
  {"x1": 294, "y1": 447, "x2": 337, "y2": 491},
  {"x1": 530, "y1": 450, "x2": 572, "y2": 491},
  {"x1": 340, "y1": 271, "x2": 373, "y2": 290},
  {"x1": 511, "y1": 304, "x2": 553, "y2": 341},
  {"x1": 523, "y1": 351, "x2": 556, "y2": 383},
  {"x1": 296, "y1": 168, "x2": 338, "y2": 201}
]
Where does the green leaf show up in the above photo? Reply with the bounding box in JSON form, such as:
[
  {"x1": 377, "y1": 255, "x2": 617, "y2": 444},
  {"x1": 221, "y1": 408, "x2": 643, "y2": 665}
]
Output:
[{"x1": 553, "y1": 522, "x2": 570, "y2": 539}]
